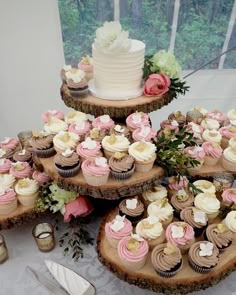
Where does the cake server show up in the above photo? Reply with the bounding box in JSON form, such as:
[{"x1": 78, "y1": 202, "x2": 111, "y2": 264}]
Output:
[
  {"x1": 26, "y1": 265, "x2": 69, "y2": 295},
  {"x1": 45, "y1": 260, "x2": 95, "y2": 295}
]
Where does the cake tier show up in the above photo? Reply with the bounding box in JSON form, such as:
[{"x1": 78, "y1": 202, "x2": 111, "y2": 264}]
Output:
[{"x1": 92, "y1": 40, "x2": 145, "y2": 100}]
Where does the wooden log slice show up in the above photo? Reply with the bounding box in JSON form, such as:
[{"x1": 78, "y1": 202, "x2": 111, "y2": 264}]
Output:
[
  {"x1": 38, "y1": 157, "x2": 164, "y2": 200},
  {"x1": 97, "y1": 209, "x2": 236, "y2": 294},
  {"x1": 60, "y1": 83, "x2": 174, "y2": 119}
]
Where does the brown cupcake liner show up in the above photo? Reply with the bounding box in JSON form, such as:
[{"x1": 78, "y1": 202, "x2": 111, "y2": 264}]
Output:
[
  {"x1": 56, "y1": 162, "x2": 81, "y2": 178},
  {"x1": 188, "y1": 258, "x2": 212, "y2": 274},
  {"x1": 33, "y1": 147, "x2": 56, "y2": 158},
  {"x1": 154, "y1": 260, "x2": 182, "y2": 278},
  {"x1": 111, "y1": 165, "x2": 135, "y2": 181}
]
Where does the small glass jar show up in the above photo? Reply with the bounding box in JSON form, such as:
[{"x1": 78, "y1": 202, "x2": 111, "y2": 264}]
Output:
[
  {"x1": 32, "y1": 223, "x2": 55, "y2": 252},
  {"x1": 213, "y1": 172, "x2": 235, "y2": 200},
  {"x1": 0, "y1": 234, "x2": 8, "y2": 264}
]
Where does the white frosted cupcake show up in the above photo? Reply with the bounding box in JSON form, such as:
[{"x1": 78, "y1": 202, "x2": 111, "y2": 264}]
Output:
[
  {"x1": 0, "y1": 173, "x2": 16, "y2": 189},
  {"x1": 194, "y1": 193, "x2": 220, "y2": 222},
  {"x1": 192, "y1": 180, "x2": 216, "y2": 195},
  {"x1": 64, "y1": 110, "x2": 88, "y2": 124},
  {"x1": 147, "y1": 198, "x2": 174, "y2": 227},
  {"x1": 128, "y1": 141, "x2": 156, "y2": 172},
  {"x1": 224, "y1": 211, "x2": 236, "y2": 238},
  {"x1": 142, "y1": 185, "x2": 167, "y2": 206},
  {"x1": 201, "y1": 118, "x2": 220, "y2": 130},
  {"x1": 136, "y1": 216, "x2": 165, "y2": 249},
  {"x1": 102, "y1": 134, "x2": 130, "y2": 159},
  {"x1": 53, "y1": 131, "x2": 79, "y2": 153},
  {"x1": 202, "y1": 129, "x2": 222, "y2": 145},
  {"x1": 222, "y1": 144, "x2": 236, "y2": 172},
  {"x1": 15, "y1": 178, "x2": 39, "y2": 206},
  {"x1": 44, "y1": 117, "x2": 68, "y2": 134},
  {"x1": 227, "y1": 108, "x2": 236, "y2": 122}
]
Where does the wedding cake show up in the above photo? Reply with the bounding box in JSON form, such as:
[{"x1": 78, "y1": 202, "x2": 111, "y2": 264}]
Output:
[{"x1": 90, "y1": 22, "x2": 145, "y2": 100}]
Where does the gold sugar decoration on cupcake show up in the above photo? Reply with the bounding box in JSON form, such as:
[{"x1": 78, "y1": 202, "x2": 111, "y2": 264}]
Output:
[
  {"x1": 151, "y1": 186, "x2": 161, "y2": 193},
  {"x1": 201, "y1": 182, "x2": 212, "y2": 189},
  {"x1": 32, "y1": 130, "x2": 44, "y2": 138},
  {"x1": 229, "y1": 126, "x2": 236, "y2": 133},
  {"x1": 81, "y1": 55, "x2": 91, "y2": 65},
  {"x1": 215, "y1": 223, "x2": 229, "y2": 233},
  {"x1": 164, "y1": 243, "x2": 178, "y2": 255},
  {"x1": 135, "y1": 142, "x2": 147, "y2": 152},
  {"x1": 174, "y1": 111, "x2": 182, "y2": 118},
  {"x1": 159, "y1": 198, "x2": 168, "y2": 208},
  {"x1": 114, "y1": 152, "x2": 126, "y2": 160},
  {"x1": 14, "y1": 163, "x2": 25, "y2": 171},
  {"x1": 18, "y1": 179, "x2": 29, "y2": 188},
  {"x1": 90, "y1": 128, "x2": 100, "y2": 139},
  {"x1": 142, "y1": 220, "x2": 153, "y2": 229},
  {"x1": 67, "y1": 111, "x2": 77, "y2": 119},
  {"x1": 107, "y1": 134, "x2": 117, "y2": 145},
  {"x1": 176, "y1": 192, "x2": 189, "y2": 202},
  {"x1": 163, "y1": 128, "x2": 171, "y2": 136},
  {"x1": 61, "y1": 133, "x2": 70, "y2": 143},
  {"x1": 127, "y1": 238, "x2": 139, "y2": 252}
]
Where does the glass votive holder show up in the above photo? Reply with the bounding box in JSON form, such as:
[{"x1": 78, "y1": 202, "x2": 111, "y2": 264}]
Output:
[
  {"x1": 0, "y1": 234, "x2": 8, "y2": 264},
  {"x1": 32, "y1": 223, "x2": 55, "y2": 252},
  {"x1": 18, "y1": 130, "x2": 33, "y2": 149},
  {"x1": 213, "y1": 172, "x2": 235, "y2": 199}
]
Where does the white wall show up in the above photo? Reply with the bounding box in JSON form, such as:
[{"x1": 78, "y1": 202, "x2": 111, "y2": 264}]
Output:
[{"x1": 0, "y1": 0, "x2": 236, "y2": 138}]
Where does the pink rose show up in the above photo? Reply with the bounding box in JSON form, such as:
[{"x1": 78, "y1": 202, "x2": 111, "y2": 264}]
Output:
[
  {"x1": 144, "y1": 73, "x2": 171, "y2": 97},
  {"x1": 64, "y1": 195, "x2": 93, "y2": 222}
]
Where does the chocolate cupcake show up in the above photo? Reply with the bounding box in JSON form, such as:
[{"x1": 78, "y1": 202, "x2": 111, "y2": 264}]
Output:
[
  {"x1": 168, "y1": 111, "x2": 186, "y2": 128},
  {"x1": 0, "y1": 148, "x2": 14, "y2": 160},
  {"x1": 30, "y1": 131, "x2": 55, "y2": 158},
  {"x1": 180, "y1": 207, "x2": 208, "y2": 237},
  {"x1": 204, "y1": 223, "x2": 233, "y2": 251},
  {"x1": 188, "y1": 241, "x2": 219, "y2": 273},
  {"x1": 86, "y1": 128, "x2": 107, "y2": 143},
  {"x1": 109, "y1": 152, "x2": 135, "y2": 180},
  {"x1": 170, "y1": 188, "x2": 194, "y2": 218},
  {"x1": 119, "y1": 197, "x2": 144, "y2": 224},
  {"x1": 54, "y1": 149, "x2": 80, "y2": 177},
  {"x1": 13, "y1": 149, "x2": 32, "y2": 165},
  {"x1": 151, "y1": 242, "x2": 182, "y2": 277}
]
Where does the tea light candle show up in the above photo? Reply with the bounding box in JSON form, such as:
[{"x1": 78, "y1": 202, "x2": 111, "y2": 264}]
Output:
[
  {"x1": 32, "y1": 223, "x2": 55, "y2": 252},
  {"x1": 0, "y1": 234, "x2": 8, "y2": 264},
  {"x1": 213, "y1": 172, "x2": 235, "y2": 199}
]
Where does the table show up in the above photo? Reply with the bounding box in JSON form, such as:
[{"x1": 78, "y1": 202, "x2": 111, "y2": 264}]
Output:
[{"x1": 1, "y1": 215, "x2": 236, "y2": 295}]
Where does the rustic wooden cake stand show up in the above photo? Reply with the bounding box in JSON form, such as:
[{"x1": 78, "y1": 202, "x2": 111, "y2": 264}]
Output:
[{"x1": 97, "y1": 208, "x2": 236, "y2": 295}]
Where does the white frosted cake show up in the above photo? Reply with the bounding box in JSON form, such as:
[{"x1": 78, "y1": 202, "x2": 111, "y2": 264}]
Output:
[{"x1": 90, "y1": 22, "x2": 145, "y2": 100}]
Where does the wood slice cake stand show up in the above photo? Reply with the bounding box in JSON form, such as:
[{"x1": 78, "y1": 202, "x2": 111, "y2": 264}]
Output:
[
  {"x1": 60, "y1": 83, "x2": 173, "y2": 120},
  {"x1": 97, "y1": 208, "x2": 236, "y2": 295},
  {"x1": 38, "y1": 157, "x2": 164, "y2": 200}
]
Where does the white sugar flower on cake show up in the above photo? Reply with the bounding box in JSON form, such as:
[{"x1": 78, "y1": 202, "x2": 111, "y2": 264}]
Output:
[{"x1": 94, "y1": 21, "x2": 131, "y2": 54}]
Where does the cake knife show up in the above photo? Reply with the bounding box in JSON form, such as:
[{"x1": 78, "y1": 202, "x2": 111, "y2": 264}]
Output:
[{"x1": 45, "y1": 260, "x2": 95, "y2": 295}]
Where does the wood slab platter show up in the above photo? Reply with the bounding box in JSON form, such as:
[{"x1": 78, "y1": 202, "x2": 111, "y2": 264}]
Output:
[
  {"x1": 38, "y1": 157, "x2": 164, "y2": 200},
  {"x1": 60, "y1": 83, "x2": 173, "y2": 119},
  {"x1": 97, "y1": 209, "x2": 236, "y2": 295}
]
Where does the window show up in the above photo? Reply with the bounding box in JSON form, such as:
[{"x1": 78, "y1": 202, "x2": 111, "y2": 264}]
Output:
[{"x1": 58, "y1": 0, "x2": 236, "y2": 70}]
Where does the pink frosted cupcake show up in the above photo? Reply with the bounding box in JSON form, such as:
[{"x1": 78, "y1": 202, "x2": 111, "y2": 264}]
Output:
[
  {"x1": 0, "y1": 159, "x2": 12, "y2": 173},
  {"x1": 168, "y1": 175, "x2": 189, "y2": 196},
  {"x1": 126, "y1": 112, "x2": 150, "y2": 132},
  {"x1": 222, "y1": 188, "x2": 236, "y2": 208},
  {"x1": 219, "y1": 126, "x2": 236, "y2": 149},
  {"x1": 32, "y1": 170, "x2": 51, "y2": 186},
  {"x1": 118, "y1": 234, "x2": 149, "y2": 271},
  {"x1": 76, "y1": 137, "x2": 102, "y2": 161},
  {"x1": 132, "y1": 125, "x2": 157, "y2": 142},
  {"x1": 92, "y1": 115, "x2": 115, "y2": 131},
  {"x1": 160, "y1": 119, "x2": 179, "y2": 133},
  {"x1": 168, "y1": 111, "x2": 186, "y2": 128},
  {"x1": 105, "y1": 215, "x2": 133, "y2": 248},
  {"x1": 184, "y1": 146, "x2": 205, "y2": 171},
  {"x1": 42, "y1": 110, "x2": 64, "y2": 123},
  {"x1": 0, "y1": 137, "x2": 19, "y2": 151},
  {"x1": 10, "y1": 162, "x2": 32, "y2": 179},
  {"x1": 186, "y1": 122, "x2": 204, "y2": 144},
  {"x1": 0, "y1": 188, "x2": 17, "y2": 215},
  {"x1": 206, "y1": 110, "x2": 226, "y2": 126},
  {"x1": 165, "y1": 222, "x2": 195, "y2": 254},
  {"x1": 202, "y1": 141, "x2": 223, "y2": 166},
  {"x1": 68, "y1": 120, "x2": 91, "y2": 140},
  {"x1": 81, "y1": 157, "x2": 110, "y2": 186},
  {"x1": 78, "y1": 55, "x2": 93, "y2": 81}
]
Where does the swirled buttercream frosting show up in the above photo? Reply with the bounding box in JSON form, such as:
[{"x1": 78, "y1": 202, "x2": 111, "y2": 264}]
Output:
[
  {"x1": 30, "y1": 133, "x2": 54, "y2": 150},
  {"x1": 147, "y1": 198, "x2": 173, "y2": 222},
  {"x1": 142, "y1": 185, "x2": 167, "y2": 202},
  {"x1": 224, "y1": 211, "x2": 236, "y2": 232},
  {"x1": 126, "y1": 112, "x2": 150, "y2": 130},
  {"x1": 0, "y1": 188, "x2": 16, "y2": 204},
  {"x1": 170, "y1": 189, "x2": 194, "y2": 212},
  {"x1": 128, "y1": 141, "x2": 156, "y2": 161},
  {"x1": 15, "y1": 178, "x2": 39, "y2": 195},
  {"x1": 105, "y1": 215, "x2": 133, "y2": 240},
  {"x1": 65, "y1": 111, "x2": 87, "y2": 124},
  {"x1": 44, "y1": 117, "x2": 68, "y2": 134},
  {"x1": 166, "y1": 222, "x2": 194, "y2": 246},
  {"x1": 205, "y1": 223, "x2": 233, "y2": 249},
  {"x1": 53, "y1": 131, "x2": 79, "y2": 151},
  {"x1": 136, "y1": 216, "x2": 163, "y2": 240},
  {"x1": 119, "y1": 198, "x2": 144, "y2": 217},
  {"x1": 102, "y1": 135, "x2": 130, "y2": 153},
  {"x1": 0, "y1": 173, "x2": 16, "y2": 189},
  {"x1": 81, "y1": 157, "x2": 110, "y2": 176},
  {"x1": 180, "y1": 207, "x2": 208, "y2": 229},
  {"x1": 109, "y1": 154, "x2": 134, "y2": 173},
  {"x1": 54, "y1": 152, "x2": 79, "y2": 168},
  {"x1": 194, "y1": 193, "x2": 220, "y2": 214}
]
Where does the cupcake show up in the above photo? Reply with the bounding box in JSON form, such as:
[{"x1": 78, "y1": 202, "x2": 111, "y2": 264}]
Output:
[
  {"x1": 206, "y1": 110, "x2": 226, "y2": 126},
  {"x1": 180, "y1": 207, "x2": 208, "y2": 237},
  {"x1": 118, "y1": 234, "x2": 149, "y2": 271},
  {"x1": 224, "y1": 211, "x2": 236, "y2": 235},
  {"x1": 42, "y1": 110, "x2": 64, "y2": 123},
  {"x1": 109, "y1": 124, "x2": 131, "y2": 140},
  {"x1": 222, "y1": 145, "x2": 236, "y2": 172},
  {"x1": 92, "y1": 115, "x2": 115, "y2": 132},
  {"x1": 10, "y1": 161, "x2": 33, "y2": 179},
  {"x1": 184, "y1": 146, "x2": 205, "y2": 171},
  {"x1": 167, "y1": 175, "x2": 189, "y2": 196},
  {"x1": 105, "y1": 215, "x2": 133, "y2": 248},
  {"x1": 109, "y1": 152, "x2": 135, "y2": 180},
  {"x1": 219, "y1": 126, "x2": 236, "y2": 149},
  {"x1": 205, "y1": 223, "x2": 233, "y2": 251},
  {"x1": 53, "y1": 131, "x2": 79, "y2": 153},
  {"x1": 64, "y1": 110, "x2": 87, "y2": 124},
  {"x1": 201, "y1": 118, "x2": 220, "y2": 130},
  {"x1": 0, "y1": 159, "x2": 12, "y2": 174},
  {"x1": 0, "y1": 188, "x2": 17, "y2": 215},
  {"x1": 165, "y1": 222, "x2": 195, "y2": 254},
  {"x1": 0, "y1": 148, "x2": 14, "y2": 160},
  {"x1": 151, "y1": 243, "x2": 182, "y2": 277},
  {"x1": 128, "y1": 141, "x2": 156, "y2": 173},
  {"x1": 126, "y1": 112, "x2": 150, "y2": 132},
  {"x1": 15, "y1": 178, "x2": 39, "y2": 206},
  {"x1": 119, "y1": 197, "x2": 144, "y2": 224},
  {"x1": 87, "y1": 128, "x2": 107, "y2": 143},
  {"x1": 222, "y1": 188, "x2": 236, "y2": 208},
  {"x1": 186, "y1": 122, "x2": 204, "y2": 144},
  {"x1": 66, "y1": 69, "x2": 88, "y2": 98},
  {"x1": 102, "y1": 134, "x2": 130, "y2": 159},
  {"x1": 68, "y1": 120, "x2": 91, "y2": 141},
  {"x1": 227, "y1": 108, "x2": 236, "y2": 122},
  {"x1": 160, "y1": 119, "x2": 179, "y2": 133},
  {"x1": 170, "y1": 188, "x2": 194, "y2": 217},
  {"x1": 188, "y1": 241, "x2": 219, "y2": 273},
  {"x1": 147, "y1": 198, "x2": 174, "y2": 227},
  {"x1": 76, "y1": 137, "x2": 102, "y2": 161},
  {"x1": 194, "y1": 193, "x2": 220, "y2": 222},
  {"x1": 202, "y1": 141, "x2": 223, "y2": 166},
  {"x1": 0, "y1": 137, "x2": 20, "y2": 151},
  {"x1": 168, "y1": 111, "x2": 186, "y2": 127},
  {"x1": 132, "y1": 125, "x2": 157, "y2": 142},
  {"x1": 186, "y1": 110, "x2": 203, "y2": 124},
  {"x1": 44, "y1": 116, "x2": 68, "y2": 134},
  {"x1": 30, "y1": 131, "x2": 55, "y2": 158},
  {"x1": 136, "y1": 216, "x2": 165, "y2": 249},
  {"x1": 81, "y1": 157, "x2": 110, "y2": 186},
  {"x1": 78, "y1": 55, "x2": 93, "y2": 81},
  {"x1": 13, "y1": 149, "x2": 32, "y2": 165},
  {"x1": 202, "y1": 129, "x2": 222, "y2": 145},
  {"x1": 0, "y1": 173, "x2": 16, "y2": 189},
  {"x1": 54, "y1": 149, "x2": 81, "y2": 178},
  {"x1": 32, "y1": 170, "x2": 51, "y2": 186},
  {"x1": 142, "y1": 185, "x2": 168, "y2": 206},
  {"x1": 192, "y1": 179, "x2": 216, "y2": 195},
  {"x1": 60, "y1": 64, "x2": 72, "y2": 82}
]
